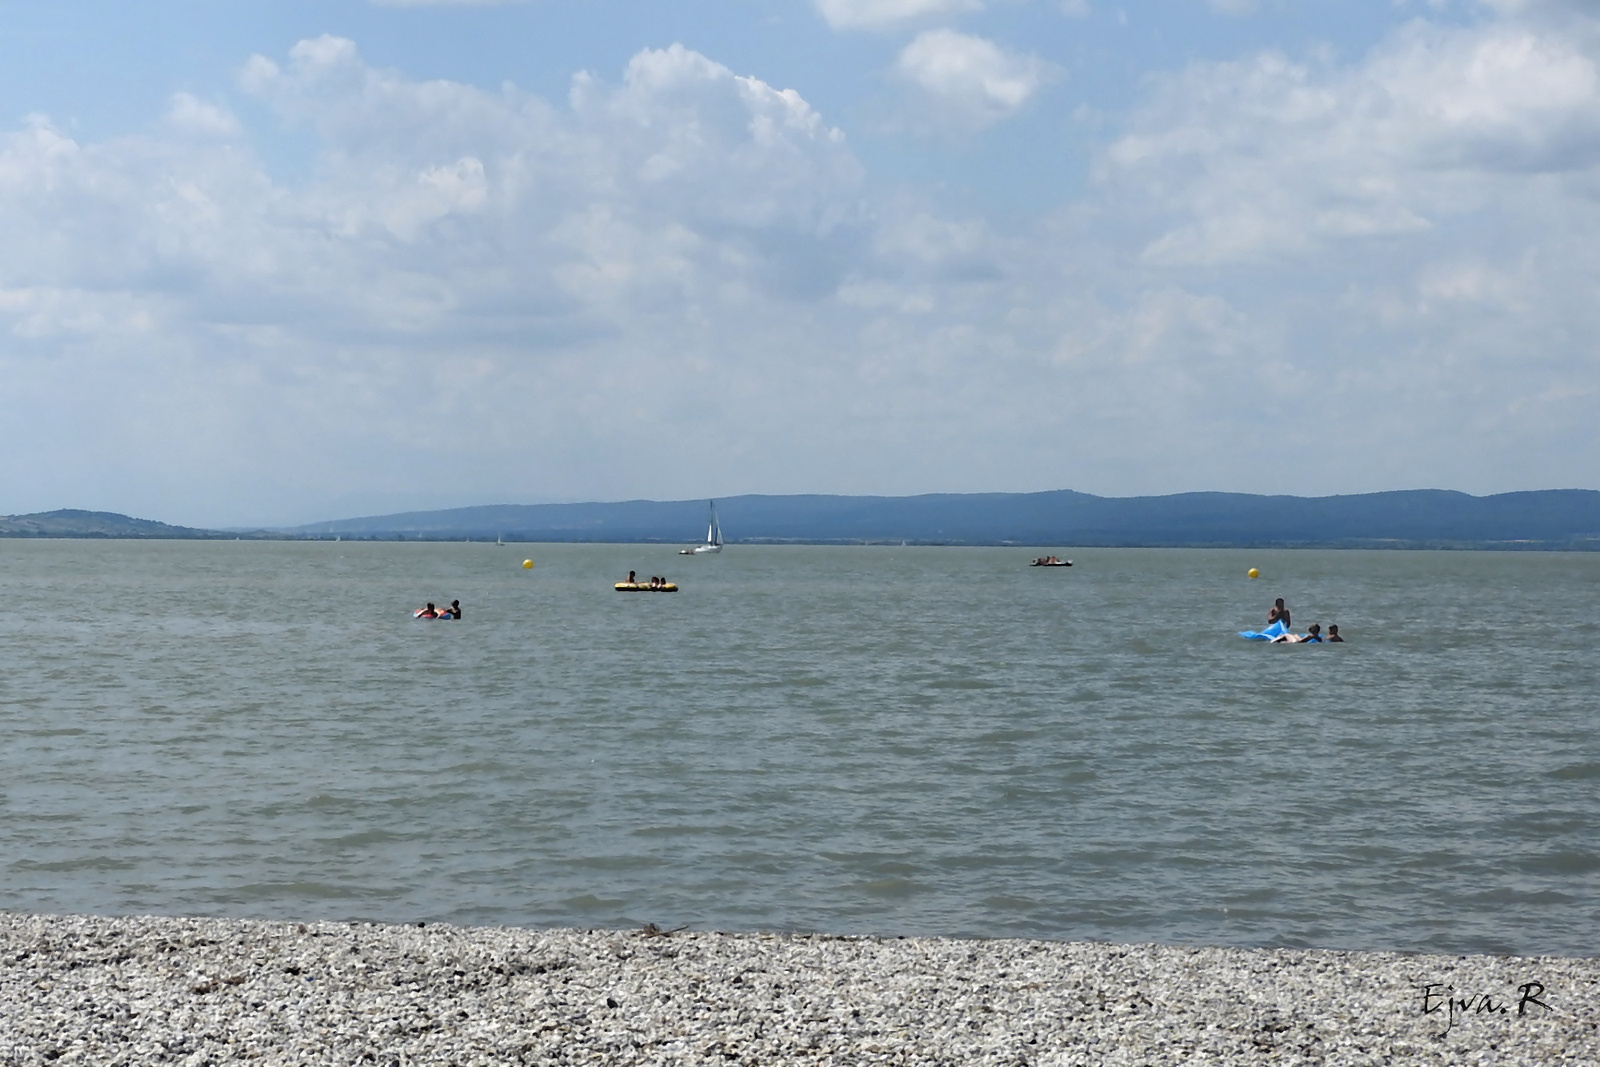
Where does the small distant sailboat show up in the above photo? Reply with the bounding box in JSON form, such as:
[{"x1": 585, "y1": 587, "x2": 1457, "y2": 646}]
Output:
[{"x1": 680, "y1": 501, "x2": 724, "y2": 554}]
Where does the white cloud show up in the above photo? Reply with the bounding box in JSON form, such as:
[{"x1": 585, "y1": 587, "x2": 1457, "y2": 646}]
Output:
[
  {"x1": 896, "y1": 30, "x2": 1052, "y2": 129},
  {"x1": 1101, "y1": 14, "x2": 1600, "y2": 265},
  {"x1": 0, "y1": 39, "x2": 890, "y2": 523},
  {"x1": 814, "y1": 0, "x2": 983, "y2": 31},
  {"x1": 4, "y1": 9, "x2": 1600, "y2": 525},
  {"x1": 1050, "y1": 1, "x2": 1600, "y2": 495},
  {"x1": 165, "y1": 94, "x2": 242, "y2": 138}
]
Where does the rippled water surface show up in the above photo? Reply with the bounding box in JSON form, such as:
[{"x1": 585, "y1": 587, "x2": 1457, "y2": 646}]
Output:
[{"x1": 1, "y1": 540, "x2": 1596, "y2": 955}]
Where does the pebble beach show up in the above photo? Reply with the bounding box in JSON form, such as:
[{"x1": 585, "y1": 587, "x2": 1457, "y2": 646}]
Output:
[{"x1": 2, "y1": 914, "x2": 1594, "y2": 1065}]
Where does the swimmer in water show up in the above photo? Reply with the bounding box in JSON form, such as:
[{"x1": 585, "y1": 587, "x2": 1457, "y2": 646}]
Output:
[{"x1": 1327, "y1": 624, "x2": 1343, "y2": 642}]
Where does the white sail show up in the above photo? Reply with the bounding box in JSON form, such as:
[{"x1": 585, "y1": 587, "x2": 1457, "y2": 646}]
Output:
[{"x1": 683, "y1": 500, "x2": 723, "y2": 553}]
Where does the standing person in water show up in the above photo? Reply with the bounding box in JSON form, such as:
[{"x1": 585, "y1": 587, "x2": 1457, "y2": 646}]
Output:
[
  {"x1": 1327, "y1": 625, "x2": 1344, "y2": 642},
  {"x1": 448, "y1": 600, "x2": 461, "y2": 619},
  {"x1": 1267, "y1": 598, "x2": 1291, "y2": 629}
]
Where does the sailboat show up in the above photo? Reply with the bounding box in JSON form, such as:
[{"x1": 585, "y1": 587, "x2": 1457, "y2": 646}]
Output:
[{"x1": 680, "y1": 501, "x2": 724, "y2": 554}]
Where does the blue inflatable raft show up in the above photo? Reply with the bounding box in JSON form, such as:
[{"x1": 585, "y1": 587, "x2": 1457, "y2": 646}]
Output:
[{"x1": 1240, "y1": 620, "x2": 1289, "y2": 641}]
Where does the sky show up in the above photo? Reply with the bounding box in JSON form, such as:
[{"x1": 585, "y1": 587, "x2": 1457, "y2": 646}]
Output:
[{"x1": 1, "y1": 0, "x2": 1596, "y2": 527}]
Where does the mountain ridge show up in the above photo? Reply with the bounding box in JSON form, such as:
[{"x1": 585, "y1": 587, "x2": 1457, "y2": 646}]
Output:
[
  {"x1": 283, "y1": 488, "x2": 1600, "y2": 549},
  {"x1": 5, "y1": 491, "x2": 1598, "y2": 548},
  {"x1": 0, "y1": 509, "x2": 238, "y2": 539}
]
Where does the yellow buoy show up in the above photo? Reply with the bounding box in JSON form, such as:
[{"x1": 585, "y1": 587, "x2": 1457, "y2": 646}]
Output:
[
  {"x1": 1247, "y1": 568, "x2": 1259, "y2": 579},
  {"x1": 522, "y1": 559, "x2": 534, "y2": 569}
]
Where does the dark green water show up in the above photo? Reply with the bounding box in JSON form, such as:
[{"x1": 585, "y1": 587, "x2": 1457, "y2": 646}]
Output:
[{"x1": 1, "y1": 541, "x2": 1595, "y2": 955}]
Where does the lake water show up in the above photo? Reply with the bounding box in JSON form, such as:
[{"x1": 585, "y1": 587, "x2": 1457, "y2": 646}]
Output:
[{"x1": 1, "y1": 540, "x2": 1596, "y2": 956}]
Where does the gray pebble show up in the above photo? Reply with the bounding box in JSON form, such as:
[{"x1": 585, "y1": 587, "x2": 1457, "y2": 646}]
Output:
[{"x1": 0, "y1": 913, "x2": 1592, "y2": 1065}]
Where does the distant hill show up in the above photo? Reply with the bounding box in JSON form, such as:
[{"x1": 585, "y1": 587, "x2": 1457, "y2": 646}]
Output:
[
  {"x1": 287, "y1": 489, "x2": 1600, "y2": 549},
  {"x1": 8, "y1": 492, "x2": 1597, "y2": 547},
  {"x1": 0, "y1": 509, "x2": 229, "y2": 539}
]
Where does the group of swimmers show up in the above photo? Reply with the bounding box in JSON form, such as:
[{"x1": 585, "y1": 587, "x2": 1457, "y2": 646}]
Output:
[
  {"x1": 413, "y1": 589, "x2": 1340, "y2": 635},
  {"x1": 415, "y1": 600, "x2": 462, "y2": 619},
  {"x1": 1266, "y1": 597, "x2": 1343, "y2": 643}
]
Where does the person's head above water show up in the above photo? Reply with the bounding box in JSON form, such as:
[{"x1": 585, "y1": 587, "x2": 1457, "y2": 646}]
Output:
[
  {"x1": 1275, "y1": 598, "x2": 1285, "y2": 608},
  {"x1": 1307, "y1": 623, "x2": 1321, "y2": 635}
]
